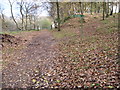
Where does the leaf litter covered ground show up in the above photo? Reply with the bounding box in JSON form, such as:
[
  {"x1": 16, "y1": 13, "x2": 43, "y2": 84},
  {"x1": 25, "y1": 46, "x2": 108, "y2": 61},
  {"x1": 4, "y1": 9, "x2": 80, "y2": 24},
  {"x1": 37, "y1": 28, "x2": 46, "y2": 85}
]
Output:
[
  {"x1": 2, "y1": 30, "x2": 61, "y2": 88},
  {"x1": 2, "y1": 14, "x2": 120, "y2": 88}
]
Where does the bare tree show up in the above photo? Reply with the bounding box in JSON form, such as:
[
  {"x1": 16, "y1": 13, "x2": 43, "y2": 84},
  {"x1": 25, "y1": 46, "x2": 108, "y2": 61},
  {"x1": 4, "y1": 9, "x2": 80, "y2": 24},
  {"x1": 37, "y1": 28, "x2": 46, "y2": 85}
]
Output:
[
  {"x1": 22, "y1": 1, "x2": 41, "y2": 30},
  {"x1": 0, "y1": 5, "x2": 5, "y2": 22},
  {"x1": 103, "y1": 2, "x2": 105, "y2": 20},
  {"x1": 8, "y1": 0, "x2": 21, "y2": 30},
  {"x1": 110, "y1": 2, "x2": 113, "y2": 15},
  {"x1": 17, "y1": 0, "x2": 24, "y2": 30},
  {"x1": 118, "y1": 0, "x2": 120, "y2": 13},
  {"x1": 90, "y1": 2, "x2": 93, "y2": 15},
  {"x1": 56, "y1": 0, "x2": 60, "y2": 31},
  {"x1": 105, "y1": 1, "x2": 109, "y2": 18},
  {"x1": 79, "y1": 2, "x2": 83, "y2": 15}
]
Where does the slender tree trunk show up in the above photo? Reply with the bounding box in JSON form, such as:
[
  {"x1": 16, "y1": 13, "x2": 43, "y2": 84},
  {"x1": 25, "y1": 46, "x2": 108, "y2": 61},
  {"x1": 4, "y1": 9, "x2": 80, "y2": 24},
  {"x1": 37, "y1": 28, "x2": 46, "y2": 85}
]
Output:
[
  {"x1": 1, "y1": 14, "x2": 5, "y2": 23},
  {"x1": 20, "y1": 4, "x2": 24, "y2": 30},
  {"x1": 90, "y1": 2, "x2": 93, "y2": 15},
  {"x1": 34, "y1": 15, "x2": 36, "y2": 30},
  {"x1": 115, "y1": 3, "x2": 118, "y2": 14},
  {"x1": 25, "y1": 13, "x2": 27, "y2": 30},
  {"x1": 8, "y1": 0, "x2": 21, "y2": 30},
  {"x1": 103, "y1": 2, "x2": 105, "y2": 20},
  {"x1": 29, "y1": 15, "x2": 32, "y2": 30},
  {"x1": 54, "y1": 21, "x2": 57, "y2": 29},
  {"x1": 110, "y1": 2, "x2": 113, "y2": 15},
  {"x1": 118, "y1": 0, "x2": 120, "y2": 13},
  {"x1": 25, "y1": 7, "x2": 28, "y2": 30},
  {"x1": 106, "y1": 1, "x2": 109, "y2": 18},
  {"x1": 56, "y1": 0, "x2": 60, "y2": 31},
  {"x1": 97, "y1": 2, "x2": 100, "y2": 13},
  {"x1": 94, "y1": 2, "x2": 97, "y2": 13},
  {"x1": 84, "y1": 3, "x2": 87, "y2": 13},
  {"x1": 37, "y1": 26, "x2": 39, "y2": 30},
  {"x1": 79, "y1": 2, "x2": 83, "y2": 15}
]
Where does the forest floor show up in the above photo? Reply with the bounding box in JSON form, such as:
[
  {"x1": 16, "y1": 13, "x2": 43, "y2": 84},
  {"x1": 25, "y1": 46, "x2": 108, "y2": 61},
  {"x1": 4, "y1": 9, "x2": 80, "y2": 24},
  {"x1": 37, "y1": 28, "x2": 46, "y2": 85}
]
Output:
[
  {"x1": 2, "y1": 30, "x2": 61, "y2": 88},
  {"x1": 1, "y1": 14, "x2": 120, "y2": 88}
]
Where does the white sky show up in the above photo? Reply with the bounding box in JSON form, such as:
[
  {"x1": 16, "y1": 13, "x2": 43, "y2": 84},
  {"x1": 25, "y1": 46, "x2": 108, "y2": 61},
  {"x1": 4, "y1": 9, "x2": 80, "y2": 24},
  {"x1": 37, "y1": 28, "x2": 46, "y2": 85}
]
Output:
[{"x1": 0, "y1": 0, "x2": 49, "y2": 17}]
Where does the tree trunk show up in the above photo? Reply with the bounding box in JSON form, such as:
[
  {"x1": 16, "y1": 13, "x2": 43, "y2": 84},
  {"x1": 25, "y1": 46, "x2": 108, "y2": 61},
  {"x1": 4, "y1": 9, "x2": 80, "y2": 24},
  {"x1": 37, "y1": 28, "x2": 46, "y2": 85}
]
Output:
[
  {"x1": 106, "y1": 2, "x2": 109, "y2": 18},
  {"x1": 29, "y1": 15, "x2": 32, "y2": 30},
  {"x1": 103, "y1": 2, "x2": 105, "y2": 20},
  {"x1": 56, "y1": 0, "x2": 60, "y2": 31},
  {"x1": 37, "y1": 26, "x2": 39, "y2": 30},
  {"x1": 115, "y1": 3, "x2": 118, "y2": 14},
  {"x1": 79, "y1": 2, "x2": 83, "y2": 15},
  {"x1": 8, "y1": 0, "x2": 21, "y2": 30},
  {"x1": 118, "y1": 0, "x2": 120, "y2": 13},
  {"x1": 97, "y1": 2, "x2": 100, "y2": 13},
  {"x1": 84, "y1": 3, "x2": 87, "y2": 13},
  {"x1": 20, "y1": 3, "x2": 24, "y2": 30},
  {"x1": 25, "y1": 6, "x2": 28, "y2": 30},
  {"x1": 34, "y1": 15, "x2": 36, "y2": 30},
  {"x1": 110, "y1": 2, "x2": 113, "y2": 15},
  {"x1": 94, "y1": 2, "x2": 97, "y2": 13},
  {"x1": 90, "y1": 2, "x2": 93, "y2": 15},
  {"x1": 1, "y1": 14, "x2": 5, "y2": 23},
  {"x1": 54, "y1": 21, "x2": 58, "y2": 29}
]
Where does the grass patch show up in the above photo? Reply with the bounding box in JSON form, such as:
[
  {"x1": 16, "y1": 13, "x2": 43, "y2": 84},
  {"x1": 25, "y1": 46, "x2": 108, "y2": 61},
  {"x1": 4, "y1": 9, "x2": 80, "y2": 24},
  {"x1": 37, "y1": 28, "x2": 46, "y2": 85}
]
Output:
[
  {"x1": 1, "y1": 30, "x2": 40, "y2": 35},
  {"x1": 97, "y1": 16, "x2": 118, "y2": 34},
  {"x1": 0, "y1": 32, "x2": 5, "y2": 34},
  {"x1": 52, "y1": 30, "x2": 76, "y2": 39}
]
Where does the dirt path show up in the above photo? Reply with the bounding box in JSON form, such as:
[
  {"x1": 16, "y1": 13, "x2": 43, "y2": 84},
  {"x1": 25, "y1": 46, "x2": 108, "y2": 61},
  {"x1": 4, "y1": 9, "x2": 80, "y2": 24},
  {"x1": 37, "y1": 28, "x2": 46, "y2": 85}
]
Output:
[
  {"x1": 2, "y1": 30, "x2": 60, "y2": 88},
  {"x1": 2, "y1": 16, "x2": 119, "y2": 88}
]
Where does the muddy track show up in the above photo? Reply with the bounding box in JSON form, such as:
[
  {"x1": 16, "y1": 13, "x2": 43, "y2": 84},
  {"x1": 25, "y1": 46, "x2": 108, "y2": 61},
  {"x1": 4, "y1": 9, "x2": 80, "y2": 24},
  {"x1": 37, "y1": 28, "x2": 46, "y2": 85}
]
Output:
[{"x1": 2, "y1": 30, "x2": 60, "y2": 88}]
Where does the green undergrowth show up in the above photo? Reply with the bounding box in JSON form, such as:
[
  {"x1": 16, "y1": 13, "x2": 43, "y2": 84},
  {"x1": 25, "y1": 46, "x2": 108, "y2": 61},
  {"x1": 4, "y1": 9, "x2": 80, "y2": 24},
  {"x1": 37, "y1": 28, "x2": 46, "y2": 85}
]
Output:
[
  {"x1": 97, "y1": 15, "x2": 118, "y2": 34},
  {"x1": 52, "y1": 15, "x2": 118, "y2": 61},
  {"x1": 52, "y1": 29, "x2": 76, "y2": 39},
  {"x1": 1, "y1": 30, "x2": 40, "y2": 35}
]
